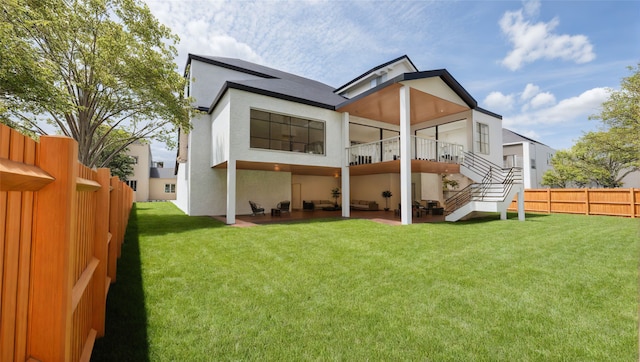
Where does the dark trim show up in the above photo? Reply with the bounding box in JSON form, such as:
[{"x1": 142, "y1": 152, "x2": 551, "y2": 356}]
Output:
[
  {"x1": 336, "y1": 70, "x2": 488, "y2": 116},
  {"x1": 208, "y1": 81, "x2": 336, "y2": 114},
  {"x1": 334, "y1": 55, "x2": 417, "y2": 94},
  {"x1": 186, "y1": 54, "x2": 277, "y2": 79},
  {"x1": 404, "y1": 70, "x2": 477, "y2": 108},
  {"x1": 475, "y1": 107, "x2": 502, "y2": 119}
]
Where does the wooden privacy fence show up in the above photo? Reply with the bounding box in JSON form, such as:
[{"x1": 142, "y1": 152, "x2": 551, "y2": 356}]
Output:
[
  {"x1": 0, "y1": 124, "x2": 133, "y2": 362},
  {"x1": 508, "y1": 188, "x2": 640, "y2": 218}
]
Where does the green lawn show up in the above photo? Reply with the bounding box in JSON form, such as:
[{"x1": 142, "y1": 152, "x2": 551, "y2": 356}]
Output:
[{"x1": 92, "y1": 202, "x2": 639, "y2": 361}]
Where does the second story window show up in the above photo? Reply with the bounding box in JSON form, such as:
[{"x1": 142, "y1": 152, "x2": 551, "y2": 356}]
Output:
[
  {"x1": 475, "y1": 123, "x2": 489, "y2": 155},
  {"x1": 250, "y1": 109, "x2": 325, "y2": 155}
]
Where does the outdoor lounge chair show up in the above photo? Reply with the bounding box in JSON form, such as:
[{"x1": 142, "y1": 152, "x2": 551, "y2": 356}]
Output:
[
  {"x1": 249, "y1": 201, "x2": 265, "y2": 216},
  {"x1": 277, "y1": 200, "x2": 290, "y2": 214}
]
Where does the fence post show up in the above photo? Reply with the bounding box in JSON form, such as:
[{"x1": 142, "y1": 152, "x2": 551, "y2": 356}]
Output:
[
  {"x1": 631, "y1": 188, "x2": 636, "y2": 218},
  {"x1": 93, "y1": 168, "x2": 111, "y2": 337},
  {"x1": 28, "y1": 135, "x2": 77, "y2": 362},
  {"x1": 547, "y1": 189, "x2": 551, "y2": 214},
  {"x1": 585, "y1": 189, "x2": 590, "y2": 215}
]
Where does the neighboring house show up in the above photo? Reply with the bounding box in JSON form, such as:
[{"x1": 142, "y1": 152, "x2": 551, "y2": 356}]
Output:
[
  {"x1": 126, "y1": 142, "x2": 177, "y2": 202},
  {"x1": 502, "y1": 129, "x2": 556, "y2": 189},
  {"x1": 175, "y1": 54, "x2": 524, "y2": 224}
]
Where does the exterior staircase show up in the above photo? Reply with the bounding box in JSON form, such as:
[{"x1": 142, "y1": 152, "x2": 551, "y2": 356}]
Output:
[{"x1": 445, "y1": 152, "x2": 524, "y2": 222}]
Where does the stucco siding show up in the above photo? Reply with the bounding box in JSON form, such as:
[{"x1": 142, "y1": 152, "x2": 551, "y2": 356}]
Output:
[
  {"x1": 149, "y1": 178, "x2": 177, "y2": 200},
  {"x1": 211, "y1": 92, "x2": 231, "y2": 166},
  {"x1": 472, "y1": 110, "x2": 503, "y2": 167}
]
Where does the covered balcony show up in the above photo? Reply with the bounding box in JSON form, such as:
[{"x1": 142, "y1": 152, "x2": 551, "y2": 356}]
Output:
[{"x1": 347, "y1": 135, "x2": 463, "y2": 175}]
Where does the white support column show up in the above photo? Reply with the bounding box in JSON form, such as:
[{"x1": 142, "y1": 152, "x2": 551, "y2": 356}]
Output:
[
  {"x1": 518, "y1": 188, "x2": 525, "y2": 221},
  {"x1": 399, "y1": 85, "x2": 412, "y2": 225},
  {"x1": 341, "y1": 112, "x2": 350, "y2": 218},
  {"x1": 226, "y1": 159, "x2": 236, "y2": 224},
  {"x1": 500, "y1": 209, "x2": 507, "y2": 220}
]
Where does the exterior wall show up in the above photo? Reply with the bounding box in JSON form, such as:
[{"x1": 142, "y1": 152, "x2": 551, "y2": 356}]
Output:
[
  {"x1": 211, "y1": 92, "x2": 231, "y2": 166},
  {"x1": 350, "y1": 173, "x2": 400, "y2": 209},
  {"x1": 174, "y1": 161, "x2": 189, "y2": 212},
  {"x1": 179, "y1": 112, "x2": 221, "y2": 216},
  {"x1": 621, "y1": 170, "x2": 640, "y2": 188},
  {"x1": 292, "y1": 175, "x2": 341, "y2": 204},
  {"x1": 402, "y1": 78, "x2": 468, "y2": 107},
  {"x1": 421, "y1": 173, "x2": 443, "y2": 204},
  {"x1": 127, "y1": 142, "x2": 151, "y2": 202},
  {"x1": 503, "y1": 141, "x2": 555, "y2": 188},
  {"x1": 149, "y1": 178, "x2": 177, "y2": 201},
  {"x1": 189, "y1": 60, "x2": 263, "y2": 109},
  {"x1": 237, "y1": 170, "x2": 291, "y2": 215},
  {"x1": 228, "y1": 89, "x2": 344, "y2": 168},
  {"x1": 471, "y1": 110, "x2": 503, "y2": 167}
]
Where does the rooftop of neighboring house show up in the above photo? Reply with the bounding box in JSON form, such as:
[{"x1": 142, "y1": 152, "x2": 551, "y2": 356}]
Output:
[
  {"x1": 503, "y1": 128, "x2": 550, "y2": 147},
  {"x1": 150, "y1": 167, "x2": 175, "y2": 179}
]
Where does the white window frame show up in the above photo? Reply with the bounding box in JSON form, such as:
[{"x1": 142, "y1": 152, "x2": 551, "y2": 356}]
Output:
[{"x1": 475, "y1": 123, "x2": 489, "y2": 155}]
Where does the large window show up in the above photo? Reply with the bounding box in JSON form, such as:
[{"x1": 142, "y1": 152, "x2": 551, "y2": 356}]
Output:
[
  {"x1": 250, "y1": 109, "x2": 325, "y2": 154},
  {"x1": 475, "y1": 123, "x2": 489, "y2": 154},
  {"x1": 165, "y1": 184, "x2": 176, "y2": 193}
]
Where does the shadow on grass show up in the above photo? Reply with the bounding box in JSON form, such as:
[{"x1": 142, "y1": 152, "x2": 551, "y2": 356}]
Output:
[
  {"x1": 92, "y1": 204, "x2": 150, "y2": 362},
  {"x1": 449, "y1": 212, "x2": 551, "y2": 225}
]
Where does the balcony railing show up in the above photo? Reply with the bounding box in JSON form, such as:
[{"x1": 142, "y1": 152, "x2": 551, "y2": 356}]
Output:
[{"x1": 347, "y1": 136, "x2": 464, "y2": 166}]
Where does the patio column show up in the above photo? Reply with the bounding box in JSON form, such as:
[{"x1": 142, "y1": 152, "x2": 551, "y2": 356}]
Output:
[
  {"x1": 342, "y1": 112, "x2": 350, "y2": 218},
  {"x1": 400, "y1": 85, "x2": 412, "y2": 225},
  {"x1": 226, "y1": 159, "x2": 236, "y2": 224},
  {"x1": 518, "y1": 187, "x2": 525, "y2": 221}
]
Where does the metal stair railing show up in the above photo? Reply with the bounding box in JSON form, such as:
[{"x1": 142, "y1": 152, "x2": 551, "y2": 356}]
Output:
[{"x1": 445, "y1": 152, "x2": 523, "y2": 216}]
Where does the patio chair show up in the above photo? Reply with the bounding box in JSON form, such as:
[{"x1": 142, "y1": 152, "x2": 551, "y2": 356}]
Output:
[
  {"x1": 277, "y1": 200, "x2": 291, "y2": 214},
  {"x1": 249, "y1": 201, "x2": 265, "y2": 216}
]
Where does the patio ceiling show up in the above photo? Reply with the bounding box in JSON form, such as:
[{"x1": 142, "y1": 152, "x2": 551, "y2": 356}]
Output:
[
  {"x1": 336, "y1": 83, "x2": 469, "y2": 125},
  {"x1": 214, "y1": 160, "x2": 459, "y2": 177},
  {"x1": 215, "y1": 161, "x2": 341, "y2": 177}
]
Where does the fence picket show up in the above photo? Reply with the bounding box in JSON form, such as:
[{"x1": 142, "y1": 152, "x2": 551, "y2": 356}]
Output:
[{"x1": 0, "y1": 124, "x2": 133, "y2": 361}]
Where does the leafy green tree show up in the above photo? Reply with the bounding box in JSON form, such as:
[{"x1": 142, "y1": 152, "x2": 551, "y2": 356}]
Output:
[
  {"x1": 591, "y1": 64, "x2": 640, "y2": 148},
  {"x1": 542, "y1": 150, "x2": 589, "y2": 188},
  {"x1": 573, "y1": 130, "x2": 639, "y2": 188},
  {"x1": 542, "y1": 129, "x2": 639, "y2": 188},
  {"x1": 0, "y1": 0, "x2": 190, "y2": 168}
]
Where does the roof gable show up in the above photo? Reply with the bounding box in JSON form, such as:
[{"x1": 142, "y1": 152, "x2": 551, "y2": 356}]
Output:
[{"x1": 334, "y1": 55, "x2": 418, "y2": 96}]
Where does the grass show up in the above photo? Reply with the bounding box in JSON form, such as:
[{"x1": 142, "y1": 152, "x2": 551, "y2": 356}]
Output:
[{"x1": 92, "y1": 202, "x2": 639, "y2": 361}]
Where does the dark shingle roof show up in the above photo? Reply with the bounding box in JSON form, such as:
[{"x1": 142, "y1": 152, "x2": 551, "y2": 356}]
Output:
[
  {"x1": 503, "y1": 128, "x2": 548, "y2": 146},
  {"x1": 188, "y1": 54, "x2": 348, "y2": 112}
]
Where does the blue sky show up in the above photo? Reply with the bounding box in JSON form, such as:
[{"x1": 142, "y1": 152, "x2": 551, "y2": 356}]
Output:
[{"x1": 142, "y1": 0, "x2": 640, "y2": 164}]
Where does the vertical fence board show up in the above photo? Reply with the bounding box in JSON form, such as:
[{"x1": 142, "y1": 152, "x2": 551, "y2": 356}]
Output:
[
  {"x1": 14, "y1": 136, "x2": 36, "y2": 362},
  {"x1": 28, "y1": 136, "x2": 78, "y2": 362},
  {"x1": 93, "y1": 169, "x2": 110, "y2": 337},
  {"x1": 0, "y1": 125, "x2": 9, "y2": 318},
  {"x1": 1, "y1": 129, "x2": 25, "y2": 362},
  {"x1": 108, "y1": 177, "x2": 120, "y2": 283}
]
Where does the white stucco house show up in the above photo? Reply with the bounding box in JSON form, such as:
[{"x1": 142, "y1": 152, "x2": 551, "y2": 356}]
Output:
[
  {"x1": 174, "y1": 54, "x2": 524, "y2": 224},
  {"x1": 502, "y1": 129, "x2": 556, "y2": 189}
]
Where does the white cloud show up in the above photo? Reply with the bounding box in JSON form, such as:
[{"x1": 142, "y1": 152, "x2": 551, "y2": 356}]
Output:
[
  {"x1": 483, "y1": 91, "x2": 515, "y2": 112},
  {"x1": 529, "y1": 92, "x2": 556, "y2": 109},
  {"x1": 499, "y1": 2, "x2": 595, "y2": 70},
  {"x1": 521, "y1": 83, "x2": 540, "y2": 100},
  {"x1": 503, "y1": 87, "x2": 609, "y2": 128}
]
